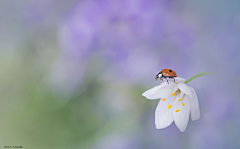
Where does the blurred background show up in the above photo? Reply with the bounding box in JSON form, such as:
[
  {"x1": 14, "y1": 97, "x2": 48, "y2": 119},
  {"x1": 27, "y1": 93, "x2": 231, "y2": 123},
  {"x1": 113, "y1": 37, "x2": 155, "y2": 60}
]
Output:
[{"x1": 1, "y1": 0, "x2": 240, "y2": 149}]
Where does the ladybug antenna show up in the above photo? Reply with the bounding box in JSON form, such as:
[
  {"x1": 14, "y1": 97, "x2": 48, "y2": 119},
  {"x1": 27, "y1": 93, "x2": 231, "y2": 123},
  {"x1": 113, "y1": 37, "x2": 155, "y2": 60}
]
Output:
[{"x1": 155, "y1": 75, "x2": 159, "y2": 81}]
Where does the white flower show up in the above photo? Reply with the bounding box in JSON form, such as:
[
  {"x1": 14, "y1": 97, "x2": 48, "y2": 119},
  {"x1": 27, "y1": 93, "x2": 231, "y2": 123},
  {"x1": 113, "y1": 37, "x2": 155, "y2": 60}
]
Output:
[{"x1": 142, "y1": 77, "x2": 200, "y2": 132}]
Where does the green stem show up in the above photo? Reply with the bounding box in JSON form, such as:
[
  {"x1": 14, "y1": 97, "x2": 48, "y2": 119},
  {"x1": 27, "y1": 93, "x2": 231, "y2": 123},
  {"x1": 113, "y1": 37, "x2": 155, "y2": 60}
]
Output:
[{"x1": 184, "y1": 72, "x2": 213, "y2": 84}]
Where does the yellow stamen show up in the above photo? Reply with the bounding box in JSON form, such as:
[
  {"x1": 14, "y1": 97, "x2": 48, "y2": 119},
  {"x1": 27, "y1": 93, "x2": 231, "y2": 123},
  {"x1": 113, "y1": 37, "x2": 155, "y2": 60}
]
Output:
[
  {"x1": 181, "y1": 102, "x2": 185, "y2": 106},
  {"x1": 178, "y1": 98, "x2": 182, "y2": 101},
  {"x1": 171, "y1": 93, "x2": 176, "y2": 96},
  {"x1": 167, "y1": 104, "x2": 172, "y2": 109},
  {"x1": 175, "y1": 109, "x2": 180, "y2": 112},
  {"x1": 162, "y1": 98, "x2": 166, "y2": 101}
]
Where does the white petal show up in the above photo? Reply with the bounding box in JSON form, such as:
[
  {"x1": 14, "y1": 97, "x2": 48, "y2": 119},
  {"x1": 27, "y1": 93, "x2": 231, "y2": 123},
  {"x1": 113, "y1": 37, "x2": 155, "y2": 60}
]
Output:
[
  {"x1": 178, "y1": 83, "x2": 192, "y2": 98},
  {"x1": 174, "y1": 77, "x2": 186, "y2": 83},
  {"x1": 180, "y1": 90, "x2": 185, "y2": 98},
  {"x1": 142, "y1": 84, "x2": 175, "y2": 100},
  {"x1": 189, "y1": 87, "x2": 200, "y2": 121},
  {"x1": 142, "y1": 85, "x2": 162, "y2": 100},
  {"x1": 155, "y1": 96, "x2": 175, "y2": 129},
  {"x1": 173, "y1": 95, "x2": 190, "y2": 132},
  {"x1": 172, "y1": 84, "x2": 179, "y2": 93}
]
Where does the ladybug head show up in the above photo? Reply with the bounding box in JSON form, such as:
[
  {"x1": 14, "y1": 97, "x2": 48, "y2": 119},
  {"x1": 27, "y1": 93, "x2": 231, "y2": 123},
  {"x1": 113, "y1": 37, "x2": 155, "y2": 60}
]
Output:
[{"x1": 155, "y1": 72, "x2": 162, "y2": 81}]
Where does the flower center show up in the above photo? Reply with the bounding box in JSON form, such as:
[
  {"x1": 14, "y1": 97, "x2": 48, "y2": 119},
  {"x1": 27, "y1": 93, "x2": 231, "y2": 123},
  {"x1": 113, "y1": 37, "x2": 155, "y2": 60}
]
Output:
[{"x1": 167, "y1": 91, "x2": 185, "y2": 110}]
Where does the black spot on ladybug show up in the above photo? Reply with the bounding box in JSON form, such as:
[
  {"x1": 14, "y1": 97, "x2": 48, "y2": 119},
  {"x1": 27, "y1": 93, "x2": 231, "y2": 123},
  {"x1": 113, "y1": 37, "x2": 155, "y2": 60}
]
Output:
[{"x1": 169, "y1": 70, "x2": 172, "y2": 72}]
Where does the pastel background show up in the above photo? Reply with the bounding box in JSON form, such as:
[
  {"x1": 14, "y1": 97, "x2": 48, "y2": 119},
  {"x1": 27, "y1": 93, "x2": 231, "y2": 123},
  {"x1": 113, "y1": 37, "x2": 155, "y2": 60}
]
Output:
[{"x1": 1, "y1": 0, "x2": 240, "y2": 149}]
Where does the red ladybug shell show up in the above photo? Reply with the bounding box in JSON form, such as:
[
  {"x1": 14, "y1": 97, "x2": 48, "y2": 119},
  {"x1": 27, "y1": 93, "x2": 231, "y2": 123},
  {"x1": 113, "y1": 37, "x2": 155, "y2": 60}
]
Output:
[{"x1": 161, "y1": 69, "x2": 177, "y2": 77}]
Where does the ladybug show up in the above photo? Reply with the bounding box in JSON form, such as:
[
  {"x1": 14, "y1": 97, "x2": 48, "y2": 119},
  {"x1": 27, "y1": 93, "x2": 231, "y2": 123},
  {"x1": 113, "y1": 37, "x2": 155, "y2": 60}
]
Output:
[{"x1": 155, "y1": 69, "x2": 177, "y2": 83}]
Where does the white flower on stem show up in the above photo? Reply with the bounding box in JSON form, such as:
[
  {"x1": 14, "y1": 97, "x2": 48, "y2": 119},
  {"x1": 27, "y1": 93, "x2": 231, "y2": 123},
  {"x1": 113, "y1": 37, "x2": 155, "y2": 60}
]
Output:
[{"x1": 142, "y1": 77, "x2": 200, "y2": 132}]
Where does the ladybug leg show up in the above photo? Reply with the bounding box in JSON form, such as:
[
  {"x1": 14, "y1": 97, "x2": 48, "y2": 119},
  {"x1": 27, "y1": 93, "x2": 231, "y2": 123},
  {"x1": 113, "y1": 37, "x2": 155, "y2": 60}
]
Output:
[
  {"x1": 173, "y1": 78, "x2": 177, "y2": 84},
  {"x1": 166, "y1": 78, "x2": 169, "y2": 84},
  {"x1": 161, "y1": 77, "x2": 164, "y2": 84}
]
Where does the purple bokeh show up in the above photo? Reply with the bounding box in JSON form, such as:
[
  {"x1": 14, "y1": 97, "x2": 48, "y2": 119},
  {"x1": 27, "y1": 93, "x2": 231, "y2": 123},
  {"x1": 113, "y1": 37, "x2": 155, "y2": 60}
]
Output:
[
  {"x1": 51, "y1": 0, "x2": 196, "y2": 94},
  {"x1": 30, "y1": 0, "x2": 240, "y2": 148}
]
